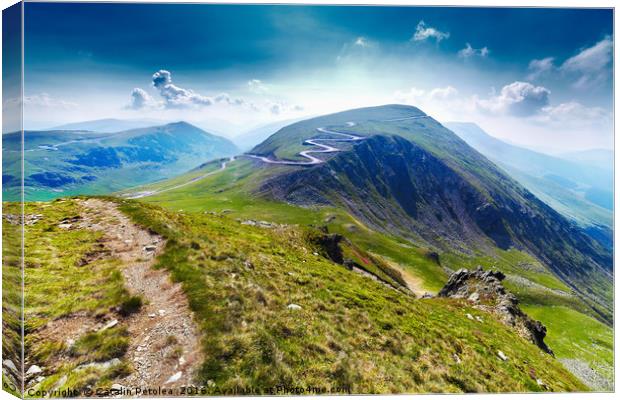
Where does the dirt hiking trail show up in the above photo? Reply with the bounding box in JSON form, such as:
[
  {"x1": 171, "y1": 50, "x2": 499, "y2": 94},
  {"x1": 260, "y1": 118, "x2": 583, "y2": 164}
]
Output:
[{"x1": 78, "y1": 198, "x2": 202, "y2": 389}]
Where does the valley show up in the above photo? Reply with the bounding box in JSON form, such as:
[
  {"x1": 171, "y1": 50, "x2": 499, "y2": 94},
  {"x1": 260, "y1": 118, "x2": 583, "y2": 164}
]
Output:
[{"x1": 2, "y1": 122, "x2": 239, "y2": 202}]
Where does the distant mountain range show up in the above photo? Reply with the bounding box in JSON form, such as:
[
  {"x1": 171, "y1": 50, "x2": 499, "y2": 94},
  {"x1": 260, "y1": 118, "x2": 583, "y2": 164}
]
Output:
[
  {"x1": 559, "y1": 148, "x2": 613, "y2": 172},
  {"x1": 51, "y1": 118, "x2": 167, "y2": 132},
  {"x1": 445, "y1": 122, "x2": 613, "y2": 232},
  {"x1": 2, "y1": 121, "x2": 238, "y2": 201}
]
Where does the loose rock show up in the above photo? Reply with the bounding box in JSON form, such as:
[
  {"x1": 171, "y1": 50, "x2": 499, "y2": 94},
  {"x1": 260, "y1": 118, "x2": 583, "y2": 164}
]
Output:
[
  {"x1": 165, "y1": 372, "x2": 182, "y2": 384},
  {"x1": 100, "y1": 319, "x2": 118, "y2": 331},
  {"x1": 26, "y1": 365, "x2": 42, "y2": 376},
  {"x1": 439, "y1": 266, "x2": 553, "y2": 355},
  {"x1": 3, "y1": 359, "x2": 18, "y2": 373}
]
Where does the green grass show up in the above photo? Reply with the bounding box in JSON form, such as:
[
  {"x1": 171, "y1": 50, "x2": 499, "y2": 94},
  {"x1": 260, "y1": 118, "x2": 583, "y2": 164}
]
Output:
[
  {"x1": 69, "y1": 327, "x2": 130, "y2": 363},
  {"x1": 8, "y1": 199, "x2": 137, "y2": 396},
  {"x1": 2, "y1": 202, "x2": 23, "y2": 396},
  {"x1": 523, "y1": 305, "x2": 614, "y2": 390},
  {"x1": 133, "y1": 158, "x2": 447, "y2": 293},
  {"x1": 23, "y1": 200, "x2": 130, "y2": 331},
  {"x1": 116, "y1": 198, "x2": 585, "y2": 393}
]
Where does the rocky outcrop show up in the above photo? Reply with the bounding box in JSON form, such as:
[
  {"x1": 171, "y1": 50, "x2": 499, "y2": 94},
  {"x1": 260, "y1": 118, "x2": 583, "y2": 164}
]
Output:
[
  {"x1": 439, "y1": 266, "x2": 553, "y2": 355},
  {"x1": 306, "y1": 230, "x2": 346, "y2": 265}
]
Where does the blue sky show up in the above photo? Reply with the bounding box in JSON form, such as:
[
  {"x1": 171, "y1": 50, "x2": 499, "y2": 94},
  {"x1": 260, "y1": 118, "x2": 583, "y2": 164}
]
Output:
[{"x1": 21, "y1": 3, "x2": 613, "y2": 151}]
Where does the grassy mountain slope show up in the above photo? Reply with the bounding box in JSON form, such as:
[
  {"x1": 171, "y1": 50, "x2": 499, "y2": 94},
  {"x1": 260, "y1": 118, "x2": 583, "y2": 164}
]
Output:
[
  {"x1": 251, "y1": 104, "x2": 426, "y2": 160},
  {"x1": 5, "y1": 197, "x2": 589, "y2": 394},
  {"x1": 445, "y1": 122, "x2": 612, "y2": 229},
  {"x1": 2, "y1": 122, "x2": 239, "y2": 201},
  {"x1": 122, "y1": 104, "x2": 613, "y2": 389},
  {"x1": 254, "y1": 106, "x2": 612, "y2": 324},
  {"x1": 117, "y1": 198, "x2": 584, "y2": 393}
]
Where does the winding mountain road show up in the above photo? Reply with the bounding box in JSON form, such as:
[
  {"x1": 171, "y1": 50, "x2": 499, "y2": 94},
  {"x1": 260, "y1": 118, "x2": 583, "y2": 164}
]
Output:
[
  {"x1": 124, "y1": 156, "x2": 235, "y2": 199},
  {"x1": 245, "y1": 125, "x2": 366, "y2": 166},
  {"x1": 123, "y1": 115, "x2": 430, "y2": 198},
  {"x1": 245, "y1": 115, "x2": 429, "y2": 166}
]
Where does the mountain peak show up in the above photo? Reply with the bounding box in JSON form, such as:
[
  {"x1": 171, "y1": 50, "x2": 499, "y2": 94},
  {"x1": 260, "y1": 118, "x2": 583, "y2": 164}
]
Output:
[{"x1": 167, "y1": 121, "x2": 196, "y2": 129}]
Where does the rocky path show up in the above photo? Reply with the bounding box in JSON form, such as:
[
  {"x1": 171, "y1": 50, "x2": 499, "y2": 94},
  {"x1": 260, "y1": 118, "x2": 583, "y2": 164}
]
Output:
[{"x1": 78, "y1": 198, "x2": 202, "y2": 389}]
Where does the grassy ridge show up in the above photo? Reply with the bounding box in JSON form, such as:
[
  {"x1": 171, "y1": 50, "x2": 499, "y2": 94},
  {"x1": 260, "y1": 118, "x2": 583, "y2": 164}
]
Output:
[
  {"x1": 116, "y1": 198, "x2": 585, "y2": 393},
  {"x1": 20, "y1": 200, "x2": 135, "y2": 395}
]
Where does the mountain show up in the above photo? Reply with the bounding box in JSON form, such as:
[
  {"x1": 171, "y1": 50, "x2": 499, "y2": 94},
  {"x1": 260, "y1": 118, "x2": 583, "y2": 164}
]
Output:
[
  {"x1": 445, "y1": 122, "x2": 613, "y2": 229},
  {"x1": 2, "y1": 121, "x2": 239, "y2": 201},
  {"x1": 51, "y1": 118, "x2": 166, "y2": 132},
  {"x1": 119, "y1": 104, "x2": 613, "y2": 389},
  {"x1": 253, "y1": 106, "x2": 612, "y2": 321},
  {"x1": 232, "y1": 117, "x2": 308, "y2": 151},
  {"x1": 559, "y1": 149, "x2": 614, "y2": 172}
]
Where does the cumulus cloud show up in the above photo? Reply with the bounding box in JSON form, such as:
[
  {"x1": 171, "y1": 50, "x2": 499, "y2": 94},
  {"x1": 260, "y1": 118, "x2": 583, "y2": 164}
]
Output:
[
  {"x1": 458, "y1": 43, "x2": 489, "y2": 58},
  {"x1": 127, "y1": 70, "x2": 303, "y2": 116},
  {"x1": 151, "y1": 70, "x2": 213, "y2": 108},
  {"x1": 128, "y1": 70, "x2": 253, "y2": 110},
  {"x1": 476, "y1": 81, "x2": 550, "y2": 116},
  {"x1": 126, "y1": 88, "x2": 153, "y2": 110},
  {"x1": 526, "y1": 57, "x2": 555, "y2": 80},
  {"x1": 559, "y1": 37, "x2": 612, "y2": 88},
  {"x1": 412, "y1": 21, "x2": 449, "y2": 43}
]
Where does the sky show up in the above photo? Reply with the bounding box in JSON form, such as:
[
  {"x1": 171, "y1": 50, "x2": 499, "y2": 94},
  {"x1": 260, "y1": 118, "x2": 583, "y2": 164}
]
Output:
[{"x1": 17, "y1": 3, "x2": 614, "y2": 152}]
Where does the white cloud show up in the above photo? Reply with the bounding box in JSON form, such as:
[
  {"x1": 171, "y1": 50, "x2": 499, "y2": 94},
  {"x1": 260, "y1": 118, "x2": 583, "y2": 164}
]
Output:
[
  {"x1": 128, "y1": 70, "x2": 253, "y2": 111},
  {"x1": 354, "y1": 36, "x2": 369, "y2": 47},
  {"x1": 412, "y1": 21, "x2": 449, "y2": 43},
  {"x1": 428, "y1": 86, "x2": 459, "y2": 100},
  {"x1": 538, "y1": 101, "x2": 610, "y2": 127},
  {"x1": 394, "y1": 86, "x2": 459, "y2": 108},
  {"x1": 214, "y1": 93, "x2": 245, "y2": 106},
  {"x1": 526, "y1": 57, "x2": 555, "y2": 80},
  {"x1": 266, "y1": 100, "x2": 304, "y2": 115},
  {"x1": 458, "y1": 43, "x2": 489, "y2": 58},
  {"x1": 151, "y1": 70, "x2": 213, "y2": 108},
  {"x1": 247, "y1": 79, "x2": 267, "y2": 94},
  {"x1": 475, "y1": 81, "x2": 550, "y2": 116},
  {"x1": 126, "y1": 88, "x2": 153, "y2": 110},
  {"x1": 126, "y1": 70, "x2": 304, "y2": 118},
  {"x1": 22, "y1": 93, "x2": 77, "y2": 109},
  {"x1": 560, "y1": 37, "x2": 612, "y2": 88}
]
